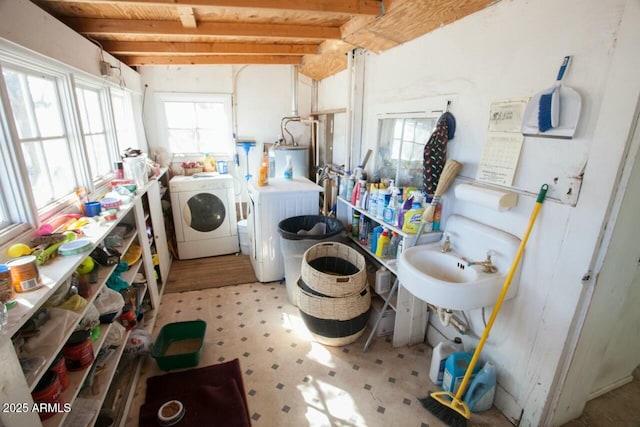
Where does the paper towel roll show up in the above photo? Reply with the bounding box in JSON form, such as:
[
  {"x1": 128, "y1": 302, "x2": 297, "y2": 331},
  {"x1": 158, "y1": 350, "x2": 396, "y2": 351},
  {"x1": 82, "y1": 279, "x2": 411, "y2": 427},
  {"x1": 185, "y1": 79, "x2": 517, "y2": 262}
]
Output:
[{"x1": 454, "y1": 183, "x2": 517, "y2": 211}]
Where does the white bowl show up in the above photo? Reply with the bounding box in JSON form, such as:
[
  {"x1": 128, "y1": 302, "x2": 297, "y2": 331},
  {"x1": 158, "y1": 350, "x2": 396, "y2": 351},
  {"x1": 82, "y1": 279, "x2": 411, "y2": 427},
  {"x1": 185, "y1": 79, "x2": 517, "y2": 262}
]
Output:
[{"x1": 157, "y1": 400, "x2": 184, "y2": 426}]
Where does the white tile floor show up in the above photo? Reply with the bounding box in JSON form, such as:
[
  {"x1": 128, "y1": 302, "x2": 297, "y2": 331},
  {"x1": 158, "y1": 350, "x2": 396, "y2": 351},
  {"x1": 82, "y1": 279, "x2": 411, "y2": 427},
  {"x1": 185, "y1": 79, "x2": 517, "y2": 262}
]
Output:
[{"x1": 128, "y1": 282, "x2": 513, "y2": 427}]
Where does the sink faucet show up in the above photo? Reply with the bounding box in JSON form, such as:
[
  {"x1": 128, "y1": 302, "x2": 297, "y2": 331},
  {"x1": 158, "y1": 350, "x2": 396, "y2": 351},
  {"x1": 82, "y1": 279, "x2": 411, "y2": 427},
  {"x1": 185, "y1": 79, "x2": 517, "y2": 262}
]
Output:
[
  {"x1": 465, "y1": 253, "x2": 498, "y2": 273},
  {"x1": 441, "y1": 234, "x2": 451, "y2": 253}
]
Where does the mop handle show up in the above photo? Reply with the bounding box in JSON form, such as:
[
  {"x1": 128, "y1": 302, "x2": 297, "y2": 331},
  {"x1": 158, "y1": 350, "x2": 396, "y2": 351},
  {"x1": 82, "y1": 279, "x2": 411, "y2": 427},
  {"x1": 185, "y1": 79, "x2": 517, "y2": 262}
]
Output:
[{"x1": 454, "y1": 184, "x2": 548, "y2": 401}]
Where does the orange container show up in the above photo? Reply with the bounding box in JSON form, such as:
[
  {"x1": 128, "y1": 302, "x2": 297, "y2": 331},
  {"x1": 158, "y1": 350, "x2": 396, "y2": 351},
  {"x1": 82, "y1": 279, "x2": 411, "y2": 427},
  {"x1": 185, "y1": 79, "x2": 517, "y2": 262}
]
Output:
[
  {"x1": 50, "y1": 353, "x2": 69, "y2": 391},
  {"x1": 63, "y1": 330, "x2": 94, "y2": 371},
  {"x1": 31, "y1": 371, "x2": 62, "y2": 420},
  {"x1": 6, "y1": 256, "x2": 42, "y2": 293}
]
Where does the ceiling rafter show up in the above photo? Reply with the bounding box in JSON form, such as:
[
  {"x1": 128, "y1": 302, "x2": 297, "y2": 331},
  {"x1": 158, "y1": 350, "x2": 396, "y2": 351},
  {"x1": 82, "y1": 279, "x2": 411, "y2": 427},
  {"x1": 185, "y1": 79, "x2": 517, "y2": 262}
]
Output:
[
  {"x1": 66, "y1": 18, "x2": 342, "y2": 40},
  {"x1": 122, "y1": 54, "x2": 304, "y2": 66},
  {"x1": 99, "y1": 40, "x2": 319, "y2": 55},
  {"x1": 36, "y1": 0, "x2": 383, "y2": 16},
  {"x1": 177, "y1": 6, "x2": 197, "y2": 28}
]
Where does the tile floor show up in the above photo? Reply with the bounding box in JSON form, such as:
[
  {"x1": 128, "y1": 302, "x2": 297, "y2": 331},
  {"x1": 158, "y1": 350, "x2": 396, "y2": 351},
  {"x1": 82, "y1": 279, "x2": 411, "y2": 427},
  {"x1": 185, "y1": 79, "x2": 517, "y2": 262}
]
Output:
[{"x1": 127, "y1": 282, "x2": 513, "y2": 427}]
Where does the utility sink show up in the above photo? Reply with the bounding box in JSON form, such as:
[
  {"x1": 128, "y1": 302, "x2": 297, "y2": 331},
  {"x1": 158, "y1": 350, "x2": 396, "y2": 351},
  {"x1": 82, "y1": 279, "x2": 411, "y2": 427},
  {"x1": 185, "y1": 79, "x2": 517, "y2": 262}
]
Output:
[{"x1": 397, "y1": 214, "x2": 521, "y2": 310}]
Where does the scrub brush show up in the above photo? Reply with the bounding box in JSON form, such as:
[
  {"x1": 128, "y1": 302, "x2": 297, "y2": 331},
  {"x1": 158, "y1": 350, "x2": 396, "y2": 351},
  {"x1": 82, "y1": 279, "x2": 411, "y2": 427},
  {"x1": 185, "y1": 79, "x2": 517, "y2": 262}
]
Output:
[{"x1": 538, "y1": 56, "x2": 571, "y2": 132}]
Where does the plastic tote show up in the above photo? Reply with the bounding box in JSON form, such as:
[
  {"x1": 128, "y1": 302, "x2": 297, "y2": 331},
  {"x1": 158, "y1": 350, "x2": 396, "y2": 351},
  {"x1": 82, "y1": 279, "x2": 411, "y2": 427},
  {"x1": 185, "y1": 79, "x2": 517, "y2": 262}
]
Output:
[{"x1": 278, "y1": 215, "x2": 344, "y2": 307}]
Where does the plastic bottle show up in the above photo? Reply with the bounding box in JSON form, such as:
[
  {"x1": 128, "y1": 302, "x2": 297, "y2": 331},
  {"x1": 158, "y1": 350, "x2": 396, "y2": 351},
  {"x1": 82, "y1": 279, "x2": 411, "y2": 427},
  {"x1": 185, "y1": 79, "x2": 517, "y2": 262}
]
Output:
[
  {"x1": 356, "y1": 179, "x2": 367, "y2": 208},
  {"x1": 203, "y1": 153, "x2": 216, "y2": 172},
  {"x1": 351, "y1": 179, "x2": 361, "y2": 205},
  {"x1": 351, "y1": 212, "x2": 360, "y2": 238},
  {"x1": 442, "y1": 352, "x2": 480, "y2": 395},
  {"x1": 369, "y1": 184, "x2": 378, "y2": 216},
  {"x1": 284, "y1": 155, "x2": 293, "y2": 179},
  {"x1": 402, "y1": 192, "x2": 426, "y2": 234},
  {"x1": 257, "y1": 161, "x2": 269, "y2": 186},
  {"x1": 388, "y1": 232, "x2": 400, "y2": 259},
  {"x1": 345, "y1": 171, "x2": 355, "y2": 201},
  {"x1": 465, "y1": 361, "x2": 497, "y2": 413},
  {"x1": 371, "y1": 225, "x2": 384, "y2": 254},
  {"x1": 429, "y1": 337, "x2": 463, "y2": 385},
  {"x1": 375, "y1": 229, "x2": 390, "y2": 258},
  {"x1": 432, "y1": 200, "x2": 442, "y2": 231},
  {"x1": 375, "y1": 267, "x2": 391, "y2": 294}
]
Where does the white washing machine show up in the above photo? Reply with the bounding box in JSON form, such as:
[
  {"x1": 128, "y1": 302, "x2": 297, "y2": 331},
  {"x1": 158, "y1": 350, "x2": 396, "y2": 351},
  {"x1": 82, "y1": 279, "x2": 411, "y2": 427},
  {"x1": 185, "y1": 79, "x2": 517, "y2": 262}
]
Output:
[
  {"x1": 248, "y1": 177, "x2": 322, "y2": 282},
  {"x1": 170, "y1": 173, "x2": 239, "y2": 259}
]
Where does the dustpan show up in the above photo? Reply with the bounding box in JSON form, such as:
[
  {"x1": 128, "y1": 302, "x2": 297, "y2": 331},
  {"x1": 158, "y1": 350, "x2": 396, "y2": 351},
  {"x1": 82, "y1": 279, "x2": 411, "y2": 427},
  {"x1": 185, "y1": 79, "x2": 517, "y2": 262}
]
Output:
[{"x1": 521, "y1": 56, "x2": 582, "y2": 139}]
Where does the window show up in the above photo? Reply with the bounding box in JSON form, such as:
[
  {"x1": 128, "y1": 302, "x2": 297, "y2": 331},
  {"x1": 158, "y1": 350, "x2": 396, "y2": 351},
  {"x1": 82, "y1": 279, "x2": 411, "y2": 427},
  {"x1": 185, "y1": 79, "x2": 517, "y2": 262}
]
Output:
[
  {"x1": 111, "y1": 88, "x2": 138, "y2": 153},
  {"x1": 76, "y1": 84, "x2": 114, "y2": 182},
  {"x1": 158, "y1": 93, "x2": 233, "y2": 156},
  {"x1": 2, "y1": 66, "x2": 78, "y2": 209},
  {"x1": 375, "y1": 117, "x2": 437, "y2": 188}
]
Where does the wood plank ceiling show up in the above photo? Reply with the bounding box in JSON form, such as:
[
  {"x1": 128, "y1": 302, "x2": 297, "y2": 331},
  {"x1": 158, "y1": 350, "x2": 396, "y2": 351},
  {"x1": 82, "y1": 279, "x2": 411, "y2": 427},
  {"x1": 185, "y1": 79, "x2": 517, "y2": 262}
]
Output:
[{"x1": 31, "y1": 0, "x2": 496, "y2": 80}]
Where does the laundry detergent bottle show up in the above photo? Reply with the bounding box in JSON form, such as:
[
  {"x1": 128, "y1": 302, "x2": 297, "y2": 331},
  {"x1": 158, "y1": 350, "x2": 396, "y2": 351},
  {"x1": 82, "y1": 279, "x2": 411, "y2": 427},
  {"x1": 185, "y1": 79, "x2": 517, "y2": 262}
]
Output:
[
  {"x1": 464, "y1": 361, "x2": 497, "y2": 412},
  {"x1": 429, "y1": 337, "x2": 463, "y2": 385},
  {"x1": 441, "y1": 351, "x2": 480, "y2": 395}
]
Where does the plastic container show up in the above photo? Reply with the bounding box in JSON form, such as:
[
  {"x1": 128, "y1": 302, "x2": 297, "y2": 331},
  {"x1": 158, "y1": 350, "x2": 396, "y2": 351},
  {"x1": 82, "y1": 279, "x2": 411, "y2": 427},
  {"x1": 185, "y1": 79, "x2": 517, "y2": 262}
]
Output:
[
  {"x1": 123, "y1": 155, "x2": 149, "y2": 188},
  {"x1": 429, "y1": 337, "x2": 463, "y2": 385},
  {"x1": 203, "y1": 153, "x2": 216, "y2": 172},
  {"x1": 237, "y1": 219, "x2": 249, "y2": 255},
  {"x1": 0, "y1": 264, "x2": 12, "y2": 303},
  {"x1": 50, "y1": 352, "x2": 70, "y2": 391},
  {"x1": 465, "y1": 361, "x2": 497, "y2": 412},
  {"x1": 442, "y1": 351, "x2": 480, "y2": 395},
  {"x1": 277, "y1": 215, "x2": 345, "y2": 306},
  {"x1": 374, "y1": 267, "x2": 391, "y2": 294},
  {"x1": 84, "y1": 201, "x2": 102, "y2": 217},
  {"x1": 151, "y1": 320, "x2": 207, "y2": 371},
  {"x1": 375, "y1": 230, "x2": 390, "y2": 257},
  {"x1": 7, "y1": 255, "x2": 43, "y2": 293},
  {"x1": 258, "y1": 161, "x2": 269, "y2": 186},
  {"x1": 31, "y1": 371, "x2": 62, "y2": 420},
  {"x1": 64, "y1": 329, "x2": 94, "y2": 371},
  {"x1": 284, "y1": 155, "x2": 293, "y2": 179},
  {"x1": 402, "y1": 192, "x2": 425, "y2": 234}
]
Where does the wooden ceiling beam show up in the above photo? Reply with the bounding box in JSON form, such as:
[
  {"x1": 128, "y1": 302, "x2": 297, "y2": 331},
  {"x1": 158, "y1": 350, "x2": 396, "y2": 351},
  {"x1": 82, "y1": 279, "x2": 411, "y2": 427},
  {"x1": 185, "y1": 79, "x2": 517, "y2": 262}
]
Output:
[
  {"x1": 66, "y1": 18, "x2": 342, "y2": 40},
  {"x1": 36, "y1": 0, "x2": 382, "y2": 16},
  {"x1": 177, "y1": 7, "x2": 197, "y2": 28},
  {"x1": 100, "y1": 40, "x2": 318, "y2": 55},
  {"x1": 121, "y1": 54, "x2": 304, "y2": 66}
]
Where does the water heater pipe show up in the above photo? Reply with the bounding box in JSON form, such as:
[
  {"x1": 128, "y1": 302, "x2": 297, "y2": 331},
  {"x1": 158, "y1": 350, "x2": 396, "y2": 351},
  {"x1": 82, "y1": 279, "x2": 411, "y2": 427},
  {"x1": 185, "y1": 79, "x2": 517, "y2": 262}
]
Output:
[{"x1": 291, "y1": 65, "x2": 299, "y2": 117}]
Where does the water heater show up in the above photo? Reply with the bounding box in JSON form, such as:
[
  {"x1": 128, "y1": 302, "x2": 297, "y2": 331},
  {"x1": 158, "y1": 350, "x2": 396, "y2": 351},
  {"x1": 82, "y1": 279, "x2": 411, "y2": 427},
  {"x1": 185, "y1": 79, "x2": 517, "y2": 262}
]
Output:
[{"x1": 274, "y1": 146, "x2": 309, "y2": 179}]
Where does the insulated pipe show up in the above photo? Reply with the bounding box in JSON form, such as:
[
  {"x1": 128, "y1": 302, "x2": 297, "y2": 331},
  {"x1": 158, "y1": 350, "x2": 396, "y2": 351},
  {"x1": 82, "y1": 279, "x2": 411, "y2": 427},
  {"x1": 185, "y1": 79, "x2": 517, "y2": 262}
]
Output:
[
  {"x1": 345, "y1": 51, "x2": 353, "y2": 171},
  {"x1": 291, "y1": 65, "x2": 299, "y2": 117}
]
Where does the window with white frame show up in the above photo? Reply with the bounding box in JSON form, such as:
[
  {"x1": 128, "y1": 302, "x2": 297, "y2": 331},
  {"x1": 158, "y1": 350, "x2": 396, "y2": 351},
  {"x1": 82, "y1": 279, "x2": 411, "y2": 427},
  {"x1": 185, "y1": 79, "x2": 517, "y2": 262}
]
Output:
[
  {"x1": 158, "y1": 93, "x2": 233, "y2": 156},
  {"x1": 76, "y1": 84, "x2": 114, "y2": 182},
  {"x1": 111, "y1": 88, "x2": 138, "y2": 153},
  {"x1": 1, "y1": 66, "x2": 79, "y2": 209}
]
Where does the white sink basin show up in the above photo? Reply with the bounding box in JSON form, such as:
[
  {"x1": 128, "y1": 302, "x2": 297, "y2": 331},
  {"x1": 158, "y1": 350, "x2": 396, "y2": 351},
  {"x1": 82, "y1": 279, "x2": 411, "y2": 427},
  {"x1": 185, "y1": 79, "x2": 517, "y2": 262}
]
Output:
[{"x1": 397, "y1": 214, "x2": 521, "y2": 310}]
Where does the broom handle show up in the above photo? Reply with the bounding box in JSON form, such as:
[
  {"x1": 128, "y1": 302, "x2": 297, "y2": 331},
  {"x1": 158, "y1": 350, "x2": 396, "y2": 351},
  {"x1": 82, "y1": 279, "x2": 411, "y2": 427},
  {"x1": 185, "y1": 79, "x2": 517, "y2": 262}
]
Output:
[{"x1": 454, "y1": 184, "x2": 548, "y2": 401}]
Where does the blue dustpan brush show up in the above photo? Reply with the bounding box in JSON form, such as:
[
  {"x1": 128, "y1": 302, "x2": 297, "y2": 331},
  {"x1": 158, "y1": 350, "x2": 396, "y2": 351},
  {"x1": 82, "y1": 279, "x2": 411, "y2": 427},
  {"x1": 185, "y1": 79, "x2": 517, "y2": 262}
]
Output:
[{"x1": 538, "y1": 56, "x2": 570, "y2": 132}]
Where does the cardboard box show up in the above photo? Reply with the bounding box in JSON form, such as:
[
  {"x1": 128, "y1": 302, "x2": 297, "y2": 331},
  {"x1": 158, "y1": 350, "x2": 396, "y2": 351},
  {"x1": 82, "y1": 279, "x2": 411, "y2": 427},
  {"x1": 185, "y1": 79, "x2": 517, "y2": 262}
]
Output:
[{"x1": 368, "y1": 297, "x2": 395, "y2": 337}]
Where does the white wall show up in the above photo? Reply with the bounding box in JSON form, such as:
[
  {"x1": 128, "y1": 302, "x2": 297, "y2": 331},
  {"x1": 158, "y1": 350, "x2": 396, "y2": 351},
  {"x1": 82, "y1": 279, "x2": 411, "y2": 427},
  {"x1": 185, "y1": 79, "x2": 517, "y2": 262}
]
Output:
[
  {"x1": 0, "y1": 0, "x2": 146, "y2": 151},
  {"x1": 319, "y1": 0, "x2": 640, "y2": 425},
  {"x1": 140, "y1": 64, "x2": 312, "y2": 182}
]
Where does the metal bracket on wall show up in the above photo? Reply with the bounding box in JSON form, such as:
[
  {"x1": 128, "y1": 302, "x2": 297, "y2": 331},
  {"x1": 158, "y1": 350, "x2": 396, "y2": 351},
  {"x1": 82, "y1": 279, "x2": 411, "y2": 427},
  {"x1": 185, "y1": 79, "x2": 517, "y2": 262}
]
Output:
[{"x1": 546, "y1": 174, "x2": 583, "y2": 206}]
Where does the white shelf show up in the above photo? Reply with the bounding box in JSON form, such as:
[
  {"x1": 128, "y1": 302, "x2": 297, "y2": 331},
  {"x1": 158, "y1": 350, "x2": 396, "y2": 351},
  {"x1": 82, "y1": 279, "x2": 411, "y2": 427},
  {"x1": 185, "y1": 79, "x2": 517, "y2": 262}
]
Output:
[
  {"x1": 80, "y1": 329, "x2": 131, "y2": 427},
  {"x1": 42, "y1": 323, "x2": 112, "y2": 427},
  {"x1": 3, "y1": 203, "x2": 135, "y2": 339}
]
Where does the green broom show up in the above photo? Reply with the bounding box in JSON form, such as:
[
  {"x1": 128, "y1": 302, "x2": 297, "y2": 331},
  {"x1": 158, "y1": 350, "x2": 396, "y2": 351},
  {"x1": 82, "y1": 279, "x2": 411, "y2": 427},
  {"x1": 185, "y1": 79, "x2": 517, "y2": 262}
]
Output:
[{"x1": 420, "y1": 184, "x2": 548, "y2": 426}]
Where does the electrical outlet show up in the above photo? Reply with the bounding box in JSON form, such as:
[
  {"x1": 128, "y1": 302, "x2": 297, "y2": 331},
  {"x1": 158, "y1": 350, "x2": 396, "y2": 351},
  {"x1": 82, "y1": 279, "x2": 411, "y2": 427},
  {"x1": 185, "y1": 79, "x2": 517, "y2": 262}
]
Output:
[{"x1": 99, "y1": 61, "x2": 111, "y2": 77}]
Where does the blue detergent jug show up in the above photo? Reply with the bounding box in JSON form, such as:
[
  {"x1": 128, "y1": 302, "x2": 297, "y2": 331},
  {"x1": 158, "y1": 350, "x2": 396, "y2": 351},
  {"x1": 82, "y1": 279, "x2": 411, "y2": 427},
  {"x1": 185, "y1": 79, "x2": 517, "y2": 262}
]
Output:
[
  {"x1": 441, "y1": 352, "x2": 480, "y2": 395},
  {"x1": 464, "y1": 361, "x2": 497, "y2": 412}
]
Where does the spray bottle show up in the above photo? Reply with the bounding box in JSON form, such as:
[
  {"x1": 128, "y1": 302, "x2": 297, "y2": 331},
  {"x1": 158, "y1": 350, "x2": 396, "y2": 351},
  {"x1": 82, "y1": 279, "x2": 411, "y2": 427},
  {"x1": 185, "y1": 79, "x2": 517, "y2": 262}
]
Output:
[{"x1": 284, "y1": 155, "x2": 293, "y2": 180}]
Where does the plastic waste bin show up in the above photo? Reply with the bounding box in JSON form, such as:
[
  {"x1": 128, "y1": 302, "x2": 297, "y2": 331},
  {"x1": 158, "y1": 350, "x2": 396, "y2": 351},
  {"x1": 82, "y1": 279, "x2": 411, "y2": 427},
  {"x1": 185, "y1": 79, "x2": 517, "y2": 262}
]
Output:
[{"x1": 278, "y1": 215, "x2": 345, "y2": 306}]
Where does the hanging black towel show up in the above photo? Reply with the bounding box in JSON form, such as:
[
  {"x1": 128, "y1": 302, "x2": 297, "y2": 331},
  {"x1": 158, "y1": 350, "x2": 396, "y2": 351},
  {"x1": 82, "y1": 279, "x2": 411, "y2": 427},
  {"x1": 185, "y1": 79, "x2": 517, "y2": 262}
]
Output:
[{"x1": 423, "y1": 112, "x2": 455, "y2": 195}]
